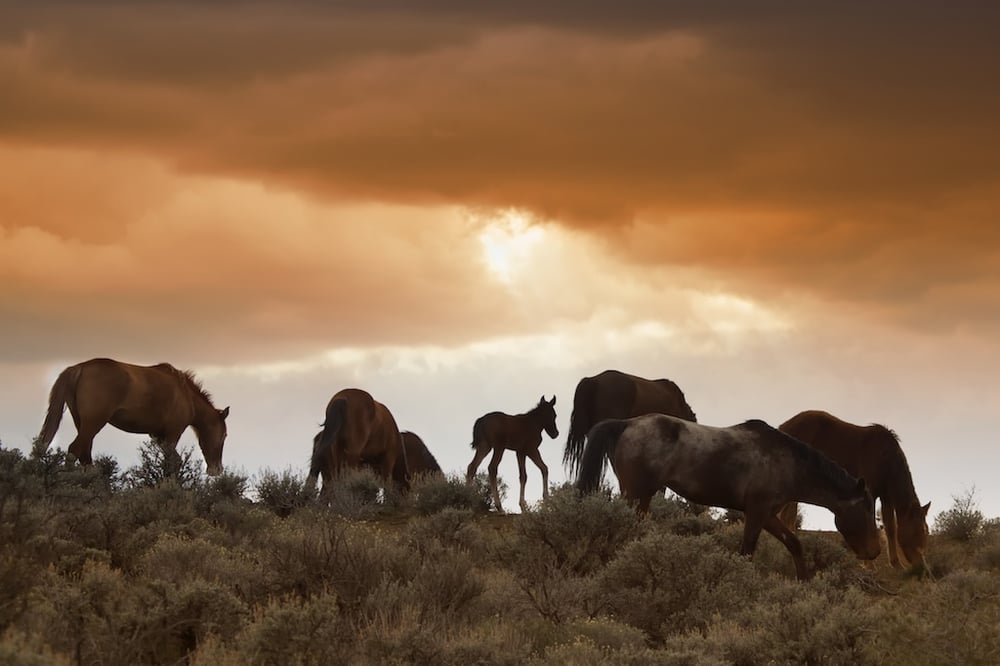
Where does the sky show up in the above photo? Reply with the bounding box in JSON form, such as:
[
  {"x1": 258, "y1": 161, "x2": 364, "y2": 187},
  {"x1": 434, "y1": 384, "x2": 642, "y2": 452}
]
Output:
[{"x1": 1, "y1": 1, "x2": 998, "y2": 527}]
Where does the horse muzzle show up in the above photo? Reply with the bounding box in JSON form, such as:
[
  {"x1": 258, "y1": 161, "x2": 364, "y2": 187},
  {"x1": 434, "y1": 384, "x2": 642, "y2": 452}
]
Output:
[{"x1": 206, "y1": 463, "x2": 223, "y2": 477}]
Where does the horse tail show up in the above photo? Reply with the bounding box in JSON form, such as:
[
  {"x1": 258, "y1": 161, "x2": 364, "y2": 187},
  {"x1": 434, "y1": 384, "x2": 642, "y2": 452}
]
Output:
[
  {"x1": 564, "y1": 376, "x2": 598, "y2": 474},
  {"x1": 36, "y1": 364, "x2": 81, "y2": 453},
  {"x1": 576, "y1": 419, "x2": 628, "y2": 495},
  {"x1": 469, "y1": 416, "x2": 486, "y2": 449},
  {"x1": 307, "y1": 398, "x2": 347, "y2": 488}
]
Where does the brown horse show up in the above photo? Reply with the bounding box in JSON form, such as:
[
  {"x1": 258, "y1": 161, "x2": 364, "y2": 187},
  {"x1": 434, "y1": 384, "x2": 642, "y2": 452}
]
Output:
[
  {"x1": 466, "y1": 395, "x2": 558, "y2": 513},
  {"x1": 564, "y1": 369, "x2": 696, "y2": 475},
  {"x1": 778, "y1": 410, "x2": 930, "y2": 569},
  {"x1": 400, "y1": 431, "x2": 442, "y2": 477},
  {"x1": 307, "y1": 388, "x2": 409, "y2": 495},
  {"x1": 36, "y1": 358, "x2": 229, "y2": 475},
  {"x1": 576, "y1": 414, "x2": 881, "y2": 579}
]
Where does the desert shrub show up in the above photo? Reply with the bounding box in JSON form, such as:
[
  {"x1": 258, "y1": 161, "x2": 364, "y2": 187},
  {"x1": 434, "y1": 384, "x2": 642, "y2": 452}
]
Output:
[
  {"x1": 511, "y1": 485, "x2": 643, "y2": 576},
  {"x1": 647, "y1": 493, "x2": 723, "y2": 536},
  {"x1": 487, "y1": 487, "x2": 643, "y2": 624},
  {"x1": 140, "y1": 534, "x2": 264, "y2": 596},
  {"x1": 361, "y1": 542, "x2": 484, "y2": 626},
  {"x1": 0, "y1": 549, "x2": 42, "y2": 633},
  {"x1": 973, "y1": 530, "x2": 1000, "y2": 571},
  {"x1": 196, "y1": 471, "x2": 250, "y2": 510},
  {"x1": 688, "y1": 582, "x2": 881, "y2": 665},
  {"x1": 318, "y1": 467, "x2": 388, "y2": 520},
  {"x1": 0, "y1": 631, "x2": 71, "y2": 666},
  {"x1": 125, "y1": 441, "x2": 203, "y2": 490},
  {"x1": 262, "y1": 512, "x2": 418, "y2": 610},
  {"x1": 254, "y1": 467, "x2": 313, "y2": 517},
  {"x1": 531, "y1": 637, "x2": 683, "y2": 666},
  {"x1": 934, "y1": 488, "x2": 985, "y2": 542},
  {"x1": 403, "y1": 508, "x2": 489, "y2": 559},
  {"x1": 874, "y1": 569, "x2": 1000, "y2": 665},
  {"x1": 18, "y1": 561, "x2": 147, "y2": 664},
  {"x1": 565, "y1": 617, "x2": 649, "y2": 653},
  {"x1": 596, "y1": 531, "x2": 764, "y2": 643},
  {"x1": 405, "y1": 472, "x2": 493, "y2": 515},
  {"x1": 231, "y1": 593, "x2": 354, "y2": 665}
]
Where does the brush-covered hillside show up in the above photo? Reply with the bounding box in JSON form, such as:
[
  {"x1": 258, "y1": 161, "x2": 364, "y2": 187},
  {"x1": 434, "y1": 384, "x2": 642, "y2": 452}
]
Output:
[{"x1": 1, "y1": 441, "x2": 998, "y2": 665}]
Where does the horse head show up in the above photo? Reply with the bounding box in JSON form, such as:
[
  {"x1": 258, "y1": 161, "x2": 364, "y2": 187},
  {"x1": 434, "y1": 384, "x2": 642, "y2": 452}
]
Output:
[
  {"x1": 198, "y1": 405, "x2": 229, "y2": 476},
  {"x1": 537, "y1": 395, "x2": 559, "y2": 439},
  {"x1": 833, "y1": 478, "x2": 881, "y2": 560},
  {"x1": 896, "y1": 501, "x2": 931, "y2": 565}
]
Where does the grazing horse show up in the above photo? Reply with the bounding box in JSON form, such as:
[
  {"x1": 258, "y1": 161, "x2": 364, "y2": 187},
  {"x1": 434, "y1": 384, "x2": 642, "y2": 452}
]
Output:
[
  {"x1": 307, "y1": 388, "x2": 409, "y2": 495},
  {"x1": 564, "y1": 370, "x2": 696, "y2": 475},
  {"x1": 778, "y1": 410, "x2": 931, "y2": 569},
  {"x1": 400, "y1": 431, "x2": 442, "y2": 477},
  {"x1": 36, "y1": 358, "x2": 229, "y2": 475},
  {"x1": 466, "y1": 396, "x2": 559, "y2": 513},
  {"x1": 576, "y1": 414, "x2": 881, "y2": 579}
]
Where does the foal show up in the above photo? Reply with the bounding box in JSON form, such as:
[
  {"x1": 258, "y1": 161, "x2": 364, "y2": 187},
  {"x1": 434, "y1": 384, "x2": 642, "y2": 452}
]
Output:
[{"x1": 466, "y1": 395, "x2": 559, "y2": 513}]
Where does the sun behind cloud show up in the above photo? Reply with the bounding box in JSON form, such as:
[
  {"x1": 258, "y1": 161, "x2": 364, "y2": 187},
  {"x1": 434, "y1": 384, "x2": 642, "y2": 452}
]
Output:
[{"x1": 476, "y1": 210, "x2": 547, "y2": 284}]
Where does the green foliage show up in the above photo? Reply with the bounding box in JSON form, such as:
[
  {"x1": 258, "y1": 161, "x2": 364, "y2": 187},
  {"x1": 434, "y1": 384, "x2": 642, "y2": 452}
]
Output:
[{"x1": 935, "y1": 487, "x2": 986, "y2": 542}]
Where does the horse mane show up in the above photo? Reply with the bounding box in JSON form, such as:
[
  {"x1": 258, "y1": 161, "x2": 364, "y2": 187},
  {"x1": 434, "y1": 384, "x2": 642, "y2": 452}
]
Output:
[
  {"x1": 176, "y1": 367, "x2": 217, "y2": 408},
  {"x1": 657, "y1": 378, "x2": 697, "y2": 422},
  {"x1": 870, "y1": 423, "x2": 920, "y2": 507},
  {"x1": 743, "y1": 420, "x2": 860, "y2": 497}
]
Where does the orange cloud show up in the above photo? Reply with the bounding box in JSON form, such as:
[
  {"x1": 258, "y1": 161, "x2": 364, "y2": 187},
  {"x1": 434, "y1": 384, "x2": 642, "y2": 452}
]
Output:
[{"x1": 1, "y1": 1, "x2": 998, "y2": 354}]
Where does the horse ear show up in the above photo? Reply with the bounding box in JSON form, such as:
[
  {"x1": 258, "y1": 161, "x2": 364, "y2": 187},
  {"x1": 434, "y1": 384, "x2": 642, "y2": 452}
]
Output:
[
  {"x1": 220, "y1": 406, "x2": 230, "y2": 419},
  {"x1": 550, "y1": 395, "x2": 556, "y2": 406},
  {"x1": 921, "y1": 501, "x2": 931, "y2": 515}
]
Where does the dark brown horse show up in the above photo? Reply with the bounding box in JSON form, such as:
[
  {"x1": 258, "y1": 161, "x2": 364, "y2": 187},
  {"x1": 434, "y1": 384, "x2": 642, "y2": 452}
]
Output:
[
  {"x1": 400, "y1": 431, "x2": 442, "y2": 477},
  {"x1": 576, "y1": 414, "x2": 881, "y2": 579},
  {"x1": 466, "y1": 396, "x2": 558, "y2": 513},
  {"x1": 307, "y1": 388, "x2": 409, "y2": 495},
  {"x1": 778, "y1": 410, "x2": 930, "y2": 569},
  {"x1": 564, "y1": 370, "x2": 696, "y2": 475},
  {"x1": 36, "y1": 358, "x2": 229, "y2": 475}
]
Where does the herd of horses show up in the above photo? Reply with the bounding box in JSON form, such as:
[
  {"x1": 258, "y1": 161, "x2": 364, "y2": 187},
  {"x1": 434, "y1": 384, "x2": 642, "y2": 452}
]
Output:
[{"x1": 32, "y1": 359, "x2": 931, "y2": 579}]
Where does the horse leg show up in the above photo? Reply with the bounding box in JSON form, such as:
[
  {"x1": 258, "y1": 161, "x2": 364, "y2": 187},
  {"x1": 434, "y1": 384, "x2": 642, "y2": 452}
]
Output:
[
  {"x1": 636, "y1": 492, "x2": 654, "y2": 516},
  {"x1": 487, "y1": 447, "x2": 506, "y2": 513},
  {"x1": 882, "y1": 500, "x2": 902, "y2": 568},
  {"x1": 762, "y1": 514, "x2": 809, "y2": 580},
  {"x1": 516, "y1": 452, "x2": 529, "y2": 512},
  {"x1": 156, "y1": 435, "x2": 184, "y2": 477},
  {"x1": 739, "y1": 510, "x2": 766, "y2": 561},
  {"x1": 67, "y1": 423, "x2": 103, "y2": 466},
  {"x1": 526, "y1": 448, "x2": 549, "y2": 503},
  {"x1": 776, "y1": 502, "x2": 800, "y2": 531},
  {"x1": 466, "y1": 443, "x2": 490, "y2": 484}
]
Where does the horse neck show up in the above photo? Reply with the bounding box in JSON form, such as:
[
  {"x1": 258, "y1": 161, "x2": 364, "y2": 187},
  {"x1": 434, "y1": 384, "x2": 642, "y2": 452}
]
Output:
[
  {"x1": 790, "y1": 446, "x2": 861, "y2": 511},
  {"x1": 188, "y1": 390, "x2": 217, "y2": 433},
  {"x1": 879, "y1": 435, "x2": 920, "y2": 508}
]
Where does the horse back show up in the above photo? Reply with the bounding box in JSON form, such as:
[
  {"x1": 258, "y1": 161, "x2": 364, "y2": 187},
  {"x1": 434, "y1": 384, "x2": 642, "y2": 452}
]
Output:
[
  {"x1": 74, "y1": 359, "x2": 194, "y2": 431},
  {"x1": 328, "y1": 388, "x2": 380, "y2": 456},
  {"x1": 780, "y1": 410, "x2": 898, "y2": 497}
]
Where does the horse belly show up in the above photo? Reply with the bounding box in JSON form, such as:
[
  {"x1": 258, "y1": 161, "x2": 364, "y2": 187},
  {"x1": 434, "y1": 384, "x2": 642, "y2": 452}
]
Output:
[
  {"x1": 109, "y1": 411, "x2": 163, "y2": 435},
  {"x1": 655, "y1": 449, "x2": 751, "y2": 511}
]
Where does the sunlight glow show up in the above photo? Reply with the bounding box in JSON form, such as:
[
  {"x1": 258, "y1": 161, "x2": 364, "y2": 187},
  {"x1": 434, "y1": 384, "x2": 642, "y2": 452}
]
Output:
[{"x1": 477, "y1": 210, "x2": 546, "y2": 284}]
